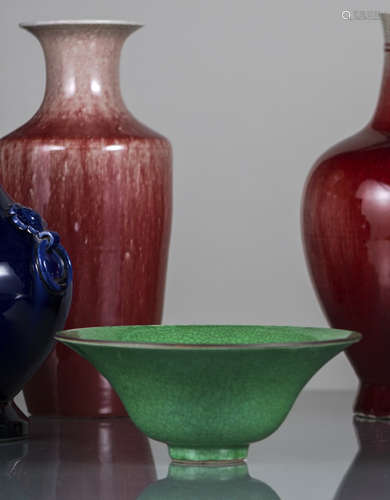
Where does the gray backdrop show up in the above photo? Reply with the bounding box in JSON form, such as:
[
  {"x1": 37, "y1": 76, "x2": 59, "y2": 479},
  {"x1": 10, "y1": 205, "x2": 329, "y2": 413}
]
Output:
[{"x1": 1, "y1": 1, "x2": 385, "y2": 411}]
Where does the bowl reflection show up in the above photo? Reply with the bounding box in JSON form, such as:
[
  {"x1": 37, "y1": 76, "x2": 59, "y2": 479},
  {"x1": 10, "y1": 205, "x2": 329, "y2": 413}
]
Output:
[
  {"x1": 334, "y1": 418, "x2": 390, "y2": 500},
  {"x1": 138, "y1": 462, "x2": 281, "y2": 500},
  {"x1": 0, "y1": 417, "x2": 156, "y2": 499}
]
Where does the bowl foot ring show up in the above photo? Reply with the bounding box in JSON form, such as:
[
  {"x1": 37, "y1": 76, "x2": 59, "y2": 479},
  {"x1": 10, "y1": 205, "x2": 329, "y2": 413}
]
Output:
[{"x1": 168, "y1": 445, "x2": 249, "y2": 464}]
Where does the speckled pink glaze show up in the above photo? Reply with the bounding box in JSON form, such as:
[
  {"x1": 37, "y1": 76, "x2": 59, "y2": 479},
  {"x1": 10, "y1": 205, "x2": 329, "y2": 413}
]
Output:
[{"x1": 0, "y1": 21, "x2": 172, "y2": 416}]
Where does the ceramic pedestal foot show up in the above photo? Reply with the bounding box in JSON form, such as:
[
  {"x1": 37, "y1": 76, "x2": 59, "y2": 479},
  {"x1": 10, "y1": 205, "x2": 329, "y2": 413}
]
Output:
[
  {"x1": 354, "y1": 383, "x2": 390, "y2": 420},
  {"x1": 0, "y1": 401, "x2": 29, "y2": 441},
  {"x1": 168, "y1": 446, "x2": 249, "y2": 464}
]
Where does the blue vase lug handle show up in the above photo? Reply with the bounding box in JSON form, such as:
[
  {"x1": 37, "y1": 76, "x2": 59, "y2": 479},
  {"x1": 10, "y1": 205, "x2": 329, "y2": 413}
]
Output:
[{"x1": 8, "y1": 204, "x2": 73, "y2": 294}]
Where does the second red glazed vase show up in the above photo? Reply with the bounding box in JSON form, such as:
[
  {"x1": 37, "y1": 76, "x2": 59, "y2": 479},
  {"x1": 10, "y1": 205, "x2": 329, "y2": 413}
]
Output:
[
  {"x1": 302, "y1": 13, "x2": 390, "y2": 419},
  {"x1": 0, "y1": 21, "x2": 172, "y2": 416}
]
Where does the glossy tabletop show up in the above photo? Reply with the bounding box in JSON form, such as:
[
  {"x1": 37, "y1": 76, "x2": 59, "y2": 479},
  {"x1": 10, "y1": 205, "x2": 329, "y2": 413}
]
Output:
[{"x1": 0, "y1": 390, "x2": 385, "y2": 499}]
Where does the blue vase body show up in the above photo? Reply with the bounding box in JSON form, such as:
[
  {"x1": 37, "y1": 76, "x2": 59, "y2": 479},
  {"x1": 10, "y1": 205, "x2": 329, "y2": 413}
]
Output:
[{"x1": 0, "y1": 187, "x2": 72, "y2": 438}]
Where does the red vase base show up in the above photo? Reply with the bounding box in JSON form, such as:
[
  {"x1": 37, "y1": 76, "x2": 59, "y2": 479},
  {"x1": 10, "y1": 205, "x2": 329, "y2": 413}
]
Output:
[{"x1": 354, "y1": 383, "x2": 390, "y2": 419}]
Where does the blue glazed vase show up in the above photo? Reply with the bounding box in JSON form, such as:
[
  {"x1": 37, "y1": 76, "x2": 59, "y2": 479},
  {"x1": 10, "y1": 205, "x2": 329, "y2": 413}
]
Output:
[{"x1": 0, "y1": 187, "x2": 72, "y2": 441}]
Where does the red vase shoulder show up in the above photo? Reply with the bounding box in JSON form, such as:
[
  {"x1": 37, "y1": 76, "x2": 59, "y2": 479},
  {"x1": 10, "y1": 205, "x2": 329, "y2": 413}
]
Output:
[
  {"x1": 303, "y1": 126, "x2": 390, "y2": 390},
  {"x1": 2, "y1": 109, "x2": 167, "y2": 141}
]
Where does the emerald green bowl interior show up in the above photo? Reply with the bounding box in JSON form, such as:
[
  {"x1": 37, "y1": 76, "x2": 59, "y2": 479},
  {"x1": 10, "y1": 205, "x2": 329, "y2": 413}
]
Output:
[{"x1": 55, "y1": 325, "x2": 360, "y2": 463}]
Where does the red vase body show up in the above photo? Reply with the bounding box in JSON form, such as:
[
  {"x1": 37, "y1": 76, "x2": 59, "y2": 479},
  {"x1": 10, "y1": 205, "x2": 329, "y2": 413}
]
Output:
[
  {"x1": 0, "y1": 22, "x2": 172, "y2": 416},
  {"x1": 302, "y1": 14, "x2": 390, "y2": 418}
]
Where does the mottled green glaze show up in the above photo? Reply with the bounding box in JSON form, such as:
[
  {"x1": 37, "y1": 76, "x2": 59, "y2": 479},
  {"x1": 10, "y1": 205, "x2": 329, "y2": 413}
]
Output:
[
  {"x1": 138, "y1": 463, "x2": 281, "y2": 499},
  {"x1": 55, "y1": 325, "x2": 360, "y2": 462}
]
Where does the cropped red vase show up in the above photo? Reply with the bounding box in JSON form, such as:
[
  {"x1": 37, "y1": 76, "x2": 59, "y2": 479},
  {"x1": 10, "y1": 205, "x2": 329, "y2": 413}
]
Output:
[
  {"x1": 0, "y1": 21, "x2": 172, "y2": 416},
  {"x1": 302, "y1": 13, "x2": 390, "y2": 419}
]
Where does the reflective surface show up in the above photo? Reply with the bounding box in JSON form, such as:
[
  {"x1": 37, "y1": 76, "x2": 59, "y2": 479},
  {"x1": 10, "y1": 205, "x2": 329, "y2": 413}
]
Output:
[
  {"x1": 138, "y1": 463, "x2": 281, "y2": 499},
  {"x1": 334, "y1": 417, "x2": 390, "y2": 500},
  {"x1": 0, "y1": 416, "x2": 156, "y2": 499},
  {"x1": 0, "y1": 391, "x2": 386, "y2": 499}
]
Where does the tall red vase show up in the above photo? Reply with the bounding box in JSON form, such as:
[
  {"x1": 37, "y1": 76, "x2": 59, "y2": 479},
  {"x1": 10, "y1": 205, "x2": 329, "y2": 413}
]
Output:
[
  {"x1": 302, "y1": 13, "x2": 390, "y2": 418},
  {"x1": 0, "y1": 21, "x2": 172, "y2": 416}
]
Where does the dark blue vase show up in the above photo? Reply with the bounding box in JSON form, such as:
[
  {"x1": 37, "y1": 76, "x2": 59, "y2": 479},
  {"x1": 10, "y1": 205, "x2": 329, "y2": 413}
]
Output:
[{"x1": 0, "y1": 187, "x2": 72, "y2": 441}]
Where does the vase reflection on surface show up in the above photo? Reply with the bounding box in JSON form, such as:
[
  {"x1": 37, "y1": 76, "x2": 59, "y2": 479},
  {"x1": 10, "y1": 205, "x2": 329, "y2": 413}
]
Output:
[
  {"x1": 0, "y1": 417, "x2": 156, "y2": 499},
  {"x1": 0, "y1": 20, "x2": 172, "y2": 417},
  {"x1": 0, "y1": 440, "x2": 30, "y2": 499},
  {"x1": 302, "y1": 13, "x2": 390, "y2": 418},
  {"x1": 137, "y1": 463, "x2": 280, "y2": 500},
  {"x1": 334, "y1": 418, "x2": 390, "y2": 500}
]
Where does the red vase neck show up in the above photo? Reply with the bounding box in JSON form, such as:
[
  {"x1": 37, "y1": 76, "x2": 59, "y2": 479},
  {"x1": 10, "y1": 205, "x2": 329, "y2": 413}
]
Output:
[
  {"x1": 371, "y1": 53, "x2": 390, "y2": 131},
  {"x1": 371, "y1": 14, "x2": 390, "y2": 131},
  {"x1": 8, "y1": 21, "x2": 161, "y2": 139},
  {"x1": 24, "y1": 22, "x2": 141, "y2": 118}
]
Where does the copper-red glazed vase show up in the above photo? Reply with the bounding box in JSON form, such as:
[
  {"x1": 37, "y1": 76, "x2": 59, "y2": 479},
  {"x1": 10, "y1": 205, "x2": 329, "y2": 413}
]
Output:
[
  {"x1": 0, "y1": 21, "x2": 172, "y2": 416},
  {"x1": 302, "y1": 13, "x2": 390, "y2": 419}
]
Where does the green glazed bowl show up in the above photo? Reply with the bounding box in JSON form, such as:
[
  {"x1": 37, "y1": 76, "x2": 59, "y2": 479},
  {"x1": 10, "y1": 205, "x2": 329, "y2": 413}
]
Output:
[{"x1": 55, "y1": 325, "x2": 360, "y2": 463}]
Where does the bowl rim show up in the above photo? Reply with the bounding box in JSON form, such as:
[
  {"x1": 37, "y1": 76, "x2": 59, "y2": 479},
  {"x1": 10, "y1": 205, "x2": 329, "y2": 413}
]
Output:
[{"x1": 55, "y1": 325, "x2": 362, "y2": 350}]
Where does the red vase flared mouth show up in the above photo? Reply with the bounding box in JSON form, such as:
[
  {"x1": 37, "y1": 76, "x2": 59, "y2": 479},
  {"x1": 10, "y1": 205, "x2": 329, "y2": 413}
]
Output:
[{"x1": 20, "y1": 20, "x2": 143, "y2": 29}]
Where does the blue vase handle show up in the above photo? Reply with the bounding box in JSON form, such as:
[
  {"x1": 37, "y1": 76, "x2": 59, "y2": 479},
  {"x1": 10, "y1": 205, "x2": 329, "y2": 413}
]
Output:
[{"x1": 8, "y1": 204, "x2": 73, "y2": 294}]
